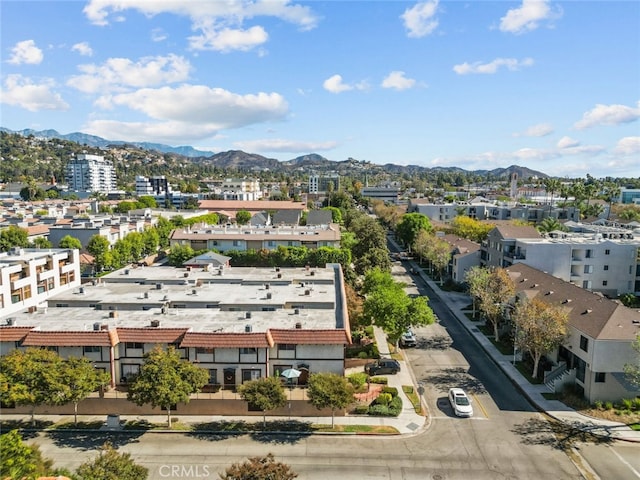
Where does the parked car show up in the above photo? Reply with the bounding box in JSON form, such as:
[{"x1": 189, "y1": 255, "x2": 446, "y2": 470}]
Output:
[
  {"x1": 448, "y1": 387, "x2": 473, "y2": 417},
  {"x1": 400, "y1": 330, "x2": 417, "y2": 348},
  {"x1": 365, "y1": 359, "x2": 401, "y2": 375}
]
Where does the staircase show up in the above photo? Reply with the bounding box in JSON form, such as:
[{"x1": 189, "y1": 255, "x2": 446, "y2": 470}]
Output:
[{"x1": 544, "y1": 363, "x2": 575, "y2": 392}]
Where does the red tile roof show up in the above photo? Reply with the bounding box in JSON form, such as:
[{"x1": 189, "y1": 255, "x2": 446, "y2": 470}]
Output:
[
  {"x1": 180, "y1": 332, "x2": 271, "y2": 348},
  {"x1": 269, "y1": 329, "x2": 351, "y2": 345},
  {"x1": 115, "y1": 327, "x2": 188, "y2": 344},
  {"x1": 0, "y1": 326, "x2": 34, "y2": 342},
  {"x1": 21, "y1": 330, "x2": 112, "y2": 347}
]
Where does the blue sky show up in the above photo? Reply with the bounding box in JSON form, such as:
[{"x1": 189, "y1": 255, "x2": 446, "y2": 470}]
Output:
[{"x1": 1, "y1": 1, "x2": 639, "y2": 178}]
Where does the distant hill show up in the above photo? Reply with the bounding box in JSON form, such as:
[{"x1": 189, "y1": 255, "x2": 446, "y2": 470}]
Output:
[
  {"x1": 1, "y1": 126, "x2": 548, "y2": 180},
  {"x1": 0, "y1": 128, "x2": 215, "y2": 158}
]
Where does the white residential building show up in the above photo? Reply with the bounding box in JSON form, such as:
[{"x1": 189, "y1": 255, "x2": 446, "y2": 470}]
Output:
[
  {"x1": 221, "y1": 178, "x2": 262, "y2": 201},
  {"x1": 66, "y1": 154, "x2": 117, "y2": 194},
  {"x1": 0, "y1": 248, "x2": 80, "y2": 317}
]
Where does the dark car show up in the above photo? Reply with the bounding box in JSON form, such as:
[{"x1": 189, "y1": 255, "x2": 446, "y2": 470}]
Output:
[{"x1": 365, "y1": 359, "x2": 401, "y2": 375}]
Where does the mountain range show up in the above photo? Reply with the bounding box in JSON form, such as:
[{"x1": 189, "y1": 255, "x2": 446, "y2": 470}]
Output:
[{"x1": 1, "y1": 127, "x2": 548, "y2": 179}]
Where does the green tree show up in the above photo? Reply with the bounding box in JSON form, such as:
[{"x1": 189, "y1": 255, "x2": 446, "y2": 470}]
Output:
[
  {"x1": 140, "y1": 227, "x2": 160, "y2": 256},
  {"x1": 306, "y1": 372, "x2": 354, "y2": 427},
  {"x1": 87, "y1": 235, "x2": 112, "y2": 272},
  {"x1": 322, "y1": 206, "x2": 343, "y2": 224},
  {"x1": 0, "y1": 348, "x2": 68, "y2": 425},
  {"x1": 136, "y1": 195, "x2": 157, "y2": 208},
  {"x1": 76, "y1": 442, "x2": 148, "y2": 480},
  {"x1": 59, "y1": 234, "x2": 83, "y2": 250},
  {"x1": 127, "y1": 346, "x2": 208, "y2": 427},
  {"x1": 465, "y1": 266, "x2": 491, "y2": 319},
  {"x1": 624, "y1": 333, "x2": 640, "y2": 388},
  {"x1": 30, "y1": 237, "x2": 52, "y2": 249},
  {"x1": 0, "y1": 430, "x2": 54, "y2": 480},
  {"x1": 513, "y1": 298, "x2": 568, "y2": 378},
  {"x1": 238, "y1": 376, "x2": 287, "y2": 428},
  {"x1": 449, "y1": 216, "x2": 494, "y2": 242},
  {"x1": 0, "y1": 225, "x2": 29, "y2": 252},
  {"x1": 60, "y1": 357, "x2": 111, "y2": 425},
  {"x1": 220, "y1": 453, "x2": 297, "y2": 480},
  {"x1": 537, "y1": 217, "x2": 567, "y2": 234},
  {"x1": 168, "y1": 243, "x2": 195, "y2": 266},
  {"x1": 235, "y1": 209, "x2": 252, "y2": 225},
  {"x1": 477, "y1": 268, "x2": 516, "y2": 342},
  {"x1": 395, "y1": 213, "x2": 432, "y2": 250}
]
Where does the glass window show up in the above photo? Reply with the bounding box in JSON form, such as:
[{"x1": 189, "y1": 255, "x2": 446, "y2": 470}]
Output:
[
  {"x1": 83, "y1": 346, "x2": 101, "y2": 354},
  {"x1": 595, "y1": 372, "x2": 606, "y2": 383},
  {"x1": 603, "y1": 265, "x2": 609, "y2": 271},
  {"x1": 240, "y1": 347, "x2": 257, "y2": 354},
  {"x1": 579, "y1": 335, "x2": 588, "y2": 352}
]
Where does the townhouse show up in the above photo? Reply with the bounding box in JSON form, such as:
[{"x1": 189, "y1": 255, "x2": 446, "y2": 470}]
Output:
[
  {"x1": 506, "y1": 263, "x2": 640, "y2": 403},
  {"x1": 0, "y1": 263, "x2": 351, "y2": 390}
]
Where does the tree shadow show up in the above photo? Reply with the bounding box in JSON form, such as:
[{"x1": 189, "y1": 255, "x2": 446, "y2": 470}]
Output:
[
  {"x1": 511, "y1": 417, "x2": 614, "y2": 450},
  {"x1": 187, "y1": 419, "x2": 312, "y2": 444},
  {"x1": 0, "y1": 420, "x2": 54, "y2": 440},
  {"x1": 46, "y1": 429, "x2": 145, "y2": 450},
  {"x1": 422, "y1": 367, "x2": 487, "y2": 395},
  {"x1": 417, "y1": 335, "x2": 452, "y2": 350}
]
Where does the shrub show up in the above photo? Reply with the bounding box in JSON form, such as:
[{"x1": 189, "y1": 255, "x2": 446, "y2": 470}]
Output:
[
  {"x1": 633, "y1": 398, "x2": 640, "y2": 411},
  {"x1": 375, "y1": 393, "x2": 392, "y2": 406},
  {"x1": 357, "y1": 351, "x2": 368, "y2": 359},
  {"x1": 368, "y1": 396, "x2": 402, "y2": 417},
  {"x1": 381, "y1": 386, "x2": 398, "y2": 397},
  {"x1": 368, "y1": 404, "x2": 391, "y2": 416},
  {"x1": 348, "y1": 372, "x2": 369, "y2": 388},
  {"x1": 369, "y1": 376, "x2": 388, "y2": 385},
  {"x1": 353, "y1": 405, "x2": 369, "y2": 414},
  {"x1": 605, "y1": 401, "x2": 614, "y2": 410},
  {"x1": 594, "y1": 400, "x2": 603, "y2": 410},
  {"x1": 364, "y1": 326, "x2": 374, "y2": 337},
  {"x1": 621, "y1": 398, "x2": 633, "y2": 411}
]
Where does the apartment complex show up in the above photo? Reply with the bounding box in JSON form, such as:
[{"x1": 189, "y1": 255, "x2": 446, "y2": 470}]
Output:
[
  {"x1": 170, "y1": 223, "x2": 341, "y2": 253},
  {"x1": 66, "y1": 154, "x2": 117, "y2": 194},
  {"x1": 507, "y1": 263, "x2": 640, "y2": 403},
  {"x1": 0, "y1": 264, "x2": 351, "y2": 389},
  {"x1": 0, "y1": 248, "x2": 81, "y2": 317},
  {"x1": 220, "y1": 178, "x2": 262, "y2": 201},
  {"x1": 482, "y1": 225, "x2": 640, "y2": 296},
  {"x1": 308, "y1": 174, "x2": 340, "y2": 195}
]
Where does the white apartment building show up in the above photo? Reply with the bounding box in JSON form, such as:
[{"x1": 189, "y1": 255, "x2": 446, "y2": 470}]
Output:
[
  {"x1": 482, "y1": 225, "x2": 640, "y2": 296},
  {"x1": 308, "y1": 174, "x2": 340, "y2": 195},
  {"x1": 221, "y1": 178, "x2": 262, "y2": 201},
  {"x1": 0, "y1": 248, "x2": 80, "y2": 317},
  {"x1": 66, "y1": 154, "x2": 117, "y2": 194}
]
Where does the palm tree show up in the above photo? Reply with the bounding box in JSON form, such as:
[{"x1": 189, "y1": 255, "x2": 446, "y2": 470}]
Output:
[{"x1": 603, "y1": 183, "x2": 621, "y2": 220}]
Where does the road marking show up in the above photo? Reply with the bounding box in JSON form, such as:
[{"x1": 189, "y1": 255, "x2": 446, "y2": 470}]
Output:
[
  {"x1": 607, "y1": 444, "x2": 640, "y2": 478},
  {"x1": 472, "y1": 393, "x2": 489, "y2": 419}
]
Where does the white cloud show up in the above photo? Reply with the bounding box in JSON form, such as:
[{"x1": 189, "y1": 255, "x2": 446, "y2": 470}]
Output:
[
  {"x1": 499, "y1": 0, "x2": 562, "y2": 34},
  {"x1": 574, "y1": 101, "x2": 640, "y2": 129},
  {"x1": 514, "y1": 123, "x2": 553, "y2": 137},
  {"x1": 235, "y1": 138, "x2": 338, "y2": 153},
  {"x1": 8, "y1": 40, "x2": 43, "y2": 65},
  {"x1": 0, "y1": 75, "x2": 69, "y2": 112},
  {"x1": 381, "y1": 71, "x2": 416, "y2": 90},
  {"x1": 83, "y1": 0, "x2": 318, "y2": 52},
  {"x1": 67, "y1": 54, "x2": 191, "y2": 93},
  {"x1": 401, "y1": 1, "x2": 439, "y2": 38},
  {"x1": 71, "y1": 42, "x2": 93, "y2": 56},
  {"x1": 151, "y1": 28, "x2": 167, "y2": 42},
  {"x1": 453, "y1": 57, "x2": 534, "y2": 75},
  {"x1": 323, "y1": 74, "x2": 353, "y2": 94},
  {"x1": 189, "y1": 26, "x2": 268, "y2": 53},
  {"x1": 96, "y1": 84, "x2": 288, "y2": 128},
  {"x1": 557, "y1": 136, "x2": 579, "y2": 148},
  {"x1": 84, "y1": 120, "x2": 222, "y2": 144},
  {"x1": 614, "y1": 136, "x2": 640, "y2": 155}
]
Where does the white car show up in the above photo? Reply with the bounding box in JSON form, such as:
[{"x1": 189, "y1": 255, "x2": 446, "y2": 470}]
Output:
[{"x1": 448, "y1": 387, "x2": 473, "y2": 417}]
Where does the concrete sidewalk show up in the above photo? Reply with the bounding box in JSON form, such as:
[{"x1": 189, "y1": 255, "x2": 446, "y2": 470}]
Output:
[{"x1": 413, "y1": 267, "x2": 640, "y2": 443}]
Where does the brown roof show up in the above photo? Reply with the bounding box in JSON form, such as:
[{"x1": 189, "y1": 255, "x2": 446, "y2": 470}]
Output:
[
  {"x1": 170, "y1": 227, "x2": 340, "y2": 243},
  {"x1": 180, "y1": 332, "x2": 271, "y2": 348},
  {"x1": 493, "y1": 224, "x2": 541, "y2": 239},
  {"x1": 79, "y1": 252, "x2": 95, "y2": 264},
  {"x1": 441, "y1": 234, "x2": 481, "y2": 254},
  {"x1": 269, "y1": 329, "x2": 351, "y2": 345},
  {"x1": 21, "y1": 330, "x2": 113, "y2": 347},
  {"x1": 26, "y1": 224, "x2": 50, "y2": 236},
  {"x1": 0, "y1": 326, "x2": 34, "y2": 342},
  {"x1": 199, "y1": 200, "x2": 307, "y2": 212},
  {"x1": 506, "y1": 264, "x2": 640, "y2": 340},
  {"x1": 115, "y1": 327, "x2": 188, "y2": 344}
]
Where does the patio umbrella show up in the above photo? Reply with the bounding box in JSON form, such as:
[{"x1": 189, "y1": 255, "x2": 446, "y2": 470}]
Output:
[{"x1": 280, "y1": 368, "x2": 302, "y2": 379}]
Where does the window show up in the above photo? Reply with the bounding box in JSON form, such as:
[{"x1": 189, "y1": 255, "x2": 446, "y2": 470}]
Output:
[
  {"x1": 208, "y1": 369, "x2": 217, "y2": 384},
  {"x1": 240, "y1": 347, "x2": 257, "y2": 354},
  {"x1": 583, "y1": 265, "x2": 593, "y2": 274},
  {"x1": 125, "y1": 342, "x2": 144, "y2": 349},
  {"x1": 586, "y1": 249, "x2": 593, "y2": 258},
  {"x1": 605, "y1": 249, "x2": 610, "y2": 255},
  {"x1": 579, "y1": 335, "x2": 588, "y2": 352},
  {"x1": 196, "y1": 347, "x2": 214, "y2": 355},
  {"x1": 582, "y1": 280, "x2": 592, "y2": 289},
  {"x1": 121, "y1": 364, "x2": 139, "y2": 381},
  {"x1": 603, "y1": 265, "x2": 609, "y2": 271},
  {"x1": 83, "y1": 346, "x2": 101, "y2": 354},
  {"x1": 602, "y1": 280, "x2": 608, "y2": 286},
  {"x1": 595, "y1": 372, "x2": 606, "y2": 383},
  {"x1": 278, "y1": 344, "x2": 295, "y2": 354},
  {"x1": 233, "y1": 240, "x2": 239, "y2": 247}
]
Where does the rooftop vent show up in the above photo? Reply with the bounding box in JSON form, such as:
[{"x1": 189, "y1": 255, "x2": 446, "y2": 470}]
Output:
[
  {"x1": 266, "y1": 292, "x2": 272, "y2": 299},
  {"x1": 79, "y1": 286, "x2": 85, "y2": 294},
  {"x1": 563, "y1": 299, "x2": 572, "y2": 304},
  {"x1": 583, "y1": 309, "x2": 593, "y2": 314},
  {"x1": 144, "y1": 292, "x2": 149, "y2": 299},
  {"x1": 265, "y1": 283, "x2": 270, "y2": 290},
  {"x1": 100, "y1": 324, "x2": 108, "y2": 330},
  {"x1": 546, "y1": 291, "x2": 554, "y2": 295},
  {"x1": 184, "y1": 272, "x2": 189, "y2": 278},
  {"x1": 109, "y1": 311, "x2": 118, "y2": 319},
  {"x1": 93, "y1": 322, "x2": 101, "y2": 331},
  {"x1": 310, "y1": 271, "x2": 315, "y2": 276},
  {"x1": 295, "y1": 322, "x2": 302, "y2": 329},
  {"x1": 124, "y1": 269, "x2": 130, "y2": 275},
  {"x1": 246, "y1": 312, "x2": 252, "y2": 319},
  {"x1": 277, "y1": 273, "x2": 282, "y2": 279},
  {"x1": 294, "y1": 308, "x2": 300, "y2": 315},
  {"x1": 245, "y1": 324, "x2": 252, "y2": 332},
  {"x1": 275, "y1": 267, "x2": 280, "y2": 272},
  {"x1": 531, "y1": 283, "x2": 539, "y2": 288},
  {"x1": 150, "y1": 319, "x2": 160, "y2": 328},
  {"x1": 6, "y1": 318, "x2": 16, "y2": 326},
  {"x1": 156, "y1": 283, "x2": 163, "y2": 290},
  {"x1": 192, "y1": 289, "x2": 197, "y2": 295},
  {"x1": 305, "y1": 289, "x2": 311, "y2": 295}
]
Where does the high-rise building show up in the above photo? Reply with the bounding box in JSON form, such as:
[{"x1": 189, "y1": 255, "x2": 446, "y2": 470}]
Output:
[{"x1": 66, "y1": 154, "x2": 117, "y2": 193}]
